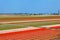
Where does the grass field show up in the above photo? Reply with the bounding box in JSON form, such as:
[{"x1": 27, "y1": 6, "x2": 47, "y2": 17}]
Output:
[{"x1": 0, "y1": 21, "x2": 60, "y2": 30}]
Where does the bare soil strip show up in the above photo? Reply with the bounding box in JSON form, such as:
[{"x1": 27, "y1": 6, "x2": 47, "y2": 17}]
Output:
[
  {"x1": 0, "y1": 16, "x2": 60, "y2": 22},
  {"x1": 0, "y1": 19, "x2": 60, "y2": 24}
]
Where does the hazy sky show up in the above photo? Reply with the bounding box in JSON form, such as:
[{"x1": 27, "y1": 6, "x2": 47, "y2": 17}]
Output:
[{"x1": 0, "y1": 0, "x2": 60, "y2": 13}]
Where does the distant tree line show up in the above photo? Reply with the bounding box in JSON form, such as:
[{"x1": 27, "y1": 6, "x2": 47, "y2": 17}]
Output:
[{"x1": 0, "y1": 13, "x2": 60, "y2": 15}]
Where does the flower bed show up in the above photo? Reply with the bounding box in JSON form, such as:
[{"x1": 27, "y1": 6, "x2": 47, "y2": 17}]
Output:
[{"x1": 0, "y1": 26, "x2": 60, "y2": 40}]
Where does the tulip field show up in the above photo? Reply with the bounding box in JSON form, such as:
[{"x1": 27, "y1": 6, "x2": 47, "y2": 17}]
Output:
[{"x1": 0, "y1": 15, "x2": 60, "y2": 40}]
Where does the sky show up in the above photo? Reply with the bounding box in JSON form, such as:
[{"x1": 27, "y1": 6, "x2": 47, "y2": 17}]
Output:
[{"x1": 0, "y1": 0, "x2": 60, "y2": 13}]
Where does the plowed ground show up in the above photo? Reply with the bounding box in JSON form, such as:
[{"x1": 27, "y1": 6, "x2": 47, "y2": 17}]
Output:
[{"x1": 0, "y1": 16, "x2": 60, "y2": 22}]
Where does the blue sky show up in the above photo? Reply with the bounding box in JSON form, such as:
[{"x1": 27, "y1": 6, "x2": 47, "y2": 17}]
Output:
[{"x1": 0, "y1": 0, "x2": 60, "y2": 13}]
